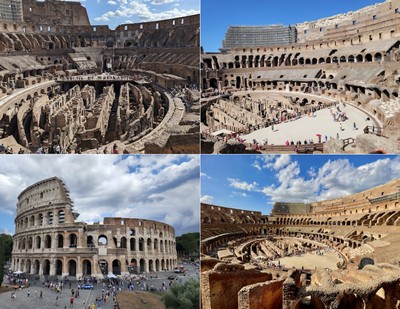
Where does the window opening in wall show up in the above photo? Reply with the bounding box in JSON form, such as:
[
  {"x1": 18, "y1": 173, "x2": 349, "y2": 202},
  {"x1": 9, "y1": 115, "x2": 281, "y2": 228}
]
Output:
[
  {"x1": 172, "y1": 20, "x2": 175, "y2": 25},
  {"x1": 155, "y1": 23, "x2": 159, "y2": 30},
  {"x1": 124, "y1": 25, "x2": 128, "y2": 31},
  {"x1": 373, "y1": 15, "x2": 377, "y2": 20},
  {"x1": 140, "y1": 24, "x2": 143, "y2": 29},
  {"x1": 353, "y1": 20, "x2": 356, "y2": 25},
  {"x1": 396, "y1": 8, "x2": 399, "y2": 14}
]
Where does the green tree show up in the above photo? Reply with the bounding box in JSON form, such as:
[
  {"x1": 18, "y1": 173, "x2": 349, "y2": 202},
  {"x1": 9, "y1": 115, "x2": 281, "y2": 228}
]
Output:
[
  {"x1": 176, "y1": 232, "x2": 199, "y2": 256},
  {"x1": 162, "y1": 279, "x2": 199, "y2": 309},
  {"x1": 0, "y1": 234, "x2": 12, "y2": 287},
  {"x1": 0, "y1": 241, "x2": 4, "y2": 287},
  {"x1": 0, "y1": 234, "x2": 13, "y2": 262}
]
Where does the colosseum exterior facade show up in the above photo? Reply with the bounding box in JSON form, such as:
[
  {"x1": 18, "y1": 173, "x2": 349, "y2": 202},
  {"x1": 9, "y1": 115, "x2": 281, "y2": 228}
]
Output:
[
  {"x1": 11, "y1": 177, "x2": 177, "y2": 279},
  {"x1": 201, "y1": 178, "x2": 400, "y2": 308},
  {"x1": 201, "y1": 0, "x2": 400, "y2": 153}
]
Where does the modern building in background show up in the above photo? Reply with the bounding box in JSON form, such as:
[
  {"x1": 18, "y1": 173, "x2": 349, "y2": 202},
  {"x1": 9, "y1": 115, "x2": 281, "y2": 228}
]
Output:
[
  {"x1": 0, "y1": 0, "x2": 23, "y2": 22},
  {"x1": 222, "y1": 25, "x2": 297, "y2": 50}
]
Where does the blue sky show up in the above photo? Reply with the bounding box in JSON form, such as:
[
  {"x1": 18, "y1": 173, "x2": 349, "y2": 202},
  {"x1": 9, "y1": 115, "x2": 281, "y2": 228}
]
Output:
[
  {"x1": 201, "y1": 155, "x2": 400, "y2": 215},
  {"x1": 72, "y1": 0, "x2": 199, "y2": 29},
  {"x1": 0, "y1": 155, "x2": 199, "y2": 236},
  {"x1": 201, "y1": 0, "x2": 382, "y2": 52}
]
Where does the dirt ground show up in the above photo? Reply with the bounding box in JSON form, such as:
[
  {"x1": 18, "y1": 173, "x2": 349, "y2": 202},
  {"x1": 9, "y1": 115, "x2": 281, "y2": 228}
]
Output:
[
  {"x1": 0, "y1": 286, "x2": 15, "y2": 294},
  {"x1": 117, "y1": 291, "x2": 166, "y2": 309}
]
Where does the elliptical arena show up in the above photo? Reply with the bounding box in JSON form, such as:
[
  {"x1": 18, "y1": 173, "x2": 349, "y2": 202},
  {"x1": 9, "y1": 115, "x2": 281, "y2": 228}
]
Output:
[
  {"x1": 201, "y1": 178, "x2": 400, "y2": 309},
  {"x1": 11, "y1": 177, "x2": 177, "y2": 279},
  {"x1": 0, "y1": 0, "x2": 200, "y2": 154},
  {"x1": 201, "y1": 0, "x2": 400, "y2": 154}
]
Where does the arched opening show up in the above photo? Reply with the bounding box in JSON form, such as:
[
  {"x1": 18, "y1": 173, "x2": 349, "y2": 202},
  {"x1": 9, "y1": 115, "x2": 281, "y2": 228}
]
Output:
[
  {"x1": 56, "y1": 260, "x2": 62, "y2": 276},
  {"x1": 147, "y1": 238, "x2": 152, "y2": 251},
  {"x1": 68, "y1": 260, "x2": 77, "y2": 276},
  {"x1": 82, "y1": 260, "x2": 92, "y2": 276},
  {"x1": 87, "y1": 235, "x2": 94, "y2": 247},
  {"x1": 112, "y1": 259, "x2": 121, "y2": 275},
  {"x1": 120, "y1": 237, "x2": 127, "y2": 248},
  {"x1": 140, "y1": 258, "x2": 146, "y2": 273},
  {"x1": 33, "y1": 260, "x2": 40, "y2": 274},
  {"x1": 69, "y1": 234, "x2": 77, "y2": 247},
  {"x1": 99, "y1": 260, "x2": 108, "y2": 275},
  {"x1": 130, "y1": 238, "x2": 136, "y2": 251},
  {"x1": 365, "y1": 54, "x2": 372, "y2": 62},
  {"x1": 57, "y1": 234, "x2": 64, "y2": 248},
  {"x1": 374, "y1": 53, "x2": 382, "y2": 62},
  {"x1": 35, "y1": 236, "x2": 41, "y2": 249},
  {"x1": 43, "y1": 259, "x2": 50, "y2": 276},
  {"x1": 155, "y1": 259, "x2": 160, "y2": 272},
  {"x1": 130, "y1": 259, "x2": 138, "y2": 273},
  {"x1": 149, "y1": 259, "x2": 154, "y2": 272},
  {"x1": 98, "y1": 235, "x2": 108, "y2": 245},
  {"x1": 139, "y1": 237, "x2": 144, "y2": 251},
  {"x1": 45, "y1": 235, "x2": 51, "y2": 248}
]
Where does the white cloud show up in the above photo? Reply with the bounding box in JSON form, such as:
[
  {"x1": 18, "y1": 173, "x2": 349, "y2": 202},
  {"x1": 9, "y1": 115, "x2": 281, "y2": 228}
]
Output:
[
  {"x1": 260, "y1": 157, "x2": 400, "y2": 205},
  {"x1": 200, "y1": 172, "x2": 211, "y2": 179},
  {"x1": 201, "y1": 195, "x2": 213, "y2": 203},
  {"x1": 228, "y1": 178, "x2": 258, "y2": 191},
  {"x1": 108, "y1": 0, "x2": 117, "y2": 4},
  {"x1": 94, "y1": 0, "x2": 199, "y2": 22},
  {"x1": 0, "y1": 155, "x2": 199, "y2": 236},
  {"x1": 151, "y1": 0, "x2": 176, "y2": 5}
]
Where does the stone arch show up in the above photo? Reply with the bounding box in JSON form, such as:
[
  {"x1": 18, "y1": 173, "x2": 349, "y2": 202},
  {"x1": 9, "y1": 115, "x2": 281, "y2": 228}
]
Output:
[
  {"x1": 33, "y1": 259, "x2": 40, "y2": 274},
  {"x1": 112, "y1": 259, "x2": 121, "y2": 275},
  {"x1": 43, "y1": 259, "x2": 50, "y2": 276},
  {"x1": 98, "y1": 234, "x2": 108, "y2": 245},
  {"x1": 155, "y1": 259, "x2": 160, "y2": 272},
  {"x1": 139, "y1": 237, "x2": 144, "y2": 251},
  {"x1": 69, "y1": 233, "x2": 77, "y2": 247},
  {"x1": 120, "y1": 237, "x2": 127, "y2": 248},
  {"x1": 35, "y1": 235, "x2": 41, "y2": 249},
  {"x1": 374, "y1": 53, "x2": 382, "y2": 62},
  {"x1": 57, "y1": 234, "x2": 64, "y2": 248},
  {"x1": 68, "y1": 259, "x2": 77, "y2": 276},
  {"x1": 130, "y1": 259, "x2": 138, "y2": 273},
  {"x1": 45, "y1": 235, "x2": 51, "y2": 248},
  {"x1": 99, "y1": 259, "x2": 108, "y2": 274},
  {"x1": 82, "y1": 260, "x2": 91, "y2": 276},
  {"x1": 148, "y1": 259, "x2": 154, "y2": 272},
  {"x1": 365, "y1": 54, "x2": 372, "y2": 62},
  {"x1": 139, "y1": 258, "x2": 146, "y2": 273},
  {"x1": 130, "y1": 238, "x2": 136, "y2": 251},
  {"x1": 56, "y1": 259, "x2": 63, "y2": 276}
]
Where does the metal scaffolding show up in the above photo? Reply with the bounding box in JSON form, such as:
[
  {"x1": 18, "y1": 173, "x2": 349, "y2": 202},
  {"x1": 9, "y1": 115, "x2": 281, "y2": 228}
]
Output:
[
  {"x1": 222, "y1": 25, "x2": 297, "y2": 49},
  {"x1": 0, "y1": 0, "x2": 23, "y2": 22}
]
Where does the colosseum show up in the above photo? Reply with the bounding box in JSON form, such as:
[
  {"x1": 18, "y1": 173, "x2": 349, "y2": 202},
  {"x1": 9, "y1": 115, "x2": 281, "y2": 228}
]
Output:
[
  {"x1": 11, "y1": 177, "x2": 177, "y2": 280},
  {"x1": 201, "y1": 178, "x2": 400, "y2": 308},
  {"x1": 0, "y1": 0, "x2": 200, "y2": 154},
  {"x1": 201, "y1": 0, "x2": 400, "y2": 154}
]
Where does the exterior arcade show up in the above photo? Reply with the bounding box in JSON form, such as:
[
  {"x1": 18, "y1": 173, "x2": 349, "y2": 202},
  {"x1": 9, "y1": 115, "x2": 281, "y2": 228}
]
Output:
[{"x1": 11, "y1": 177, "x2": 177, "y2": 279}]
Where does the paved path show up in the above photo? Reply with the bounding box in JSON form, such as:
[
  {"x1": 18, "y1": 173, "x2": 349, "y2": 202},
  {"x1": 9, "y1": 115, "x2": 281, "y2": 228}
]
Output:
[
  {"x1": 0, "y1": 265, "x2": 199, "y2": 309},
  {"x1": 242, "y1": 103, "x2": 380, "y2": 145}
]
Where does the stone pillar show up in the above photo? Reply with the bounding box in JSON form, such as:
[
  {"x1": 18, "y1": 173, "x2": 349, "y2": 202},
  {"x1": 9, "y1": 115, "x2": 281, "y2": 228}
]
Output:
[
  {"x1": 50, "y1": 258, "x2": 56, "y2": 276},
  {"x1": 76, "y1": 256, "x2": 82, "y2": 278}
]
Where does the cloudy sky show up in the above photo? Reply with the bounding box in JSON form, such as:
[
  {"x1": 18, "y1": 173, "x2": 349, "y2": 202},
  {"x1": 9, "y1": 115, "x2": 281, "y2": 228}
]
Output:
[
  {"x1": 66, "y1": 0, "x2": 199, "y2": 29},
  {"x1": 201, "y1": 155, "x2": 400, "y2": 214},
  {"x1": 0, "y1": 155, "x2": 199, "y2": 236}
]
